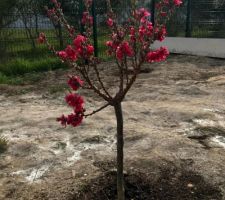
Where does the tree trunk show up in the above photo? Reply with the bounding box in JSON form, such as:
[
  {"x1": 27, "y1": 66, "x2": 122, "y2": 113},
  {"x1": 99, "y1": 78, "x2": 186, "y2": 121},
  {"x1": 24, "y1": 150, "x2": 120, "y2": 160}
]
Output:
[{"x1": 114, "y1": 102, "x2": 125, "y2": 200}]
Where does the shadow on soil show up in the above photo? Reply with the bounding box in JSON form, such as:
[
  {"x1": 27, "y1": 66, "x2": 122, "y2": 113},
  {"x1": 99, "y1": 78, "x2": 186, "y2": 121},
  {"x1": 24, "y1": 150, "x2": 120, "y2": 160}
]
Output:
[{"x1": 73, "y1": 163, "x2": 222, "y2": 200}]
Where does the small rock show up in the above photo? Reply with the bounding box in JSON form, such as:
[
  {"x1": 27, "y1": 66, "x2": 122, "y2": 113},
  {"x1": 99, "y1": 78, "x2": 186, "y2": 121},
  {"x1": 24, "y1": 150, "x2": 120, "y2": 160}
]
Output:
[
  {"x1": 72, "y1": 170, "x2": 76, "y2": 177},
  {"x1": 187, "y1": 183, "x2": 194, "y2": 188}
]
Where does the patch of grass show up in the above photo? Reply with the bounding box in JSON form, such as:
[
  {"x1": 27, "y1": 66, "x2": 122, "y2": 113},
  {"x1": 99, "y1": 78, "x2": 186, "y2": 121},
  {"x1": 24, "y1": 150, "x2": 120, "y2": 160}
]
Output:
[
  {"x1": 0, "y1": 136, "x2": 8, "y2": 154},
  {"x1": 0, "y1": 72, "x2": 23, "y2": 85},
  {"x1": 0, "y1": 55, "x2": 68, "y2": 85},
  {"x1": 0, "y1": 57, "x2": 65, "y2": 76}
]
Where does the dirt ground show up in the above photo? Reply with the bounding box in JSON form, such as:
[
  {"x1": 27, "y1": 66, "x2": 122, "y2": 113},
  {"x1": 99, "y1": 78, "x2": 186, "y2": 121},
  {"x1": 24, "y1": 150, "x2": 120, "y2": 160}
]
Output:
[{"x1": 0, "y1": 55, "x2": 225, "y2": 199}]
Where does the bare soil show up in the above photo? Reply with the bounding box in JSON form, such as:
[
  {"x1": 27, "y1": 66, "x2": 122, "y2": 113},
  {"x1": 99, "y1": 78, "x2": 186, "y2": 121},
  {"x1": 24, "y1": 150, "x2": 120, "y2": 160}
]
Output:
[{"x1": 0, "y1": 55, "x2": 225, "y2": 200}]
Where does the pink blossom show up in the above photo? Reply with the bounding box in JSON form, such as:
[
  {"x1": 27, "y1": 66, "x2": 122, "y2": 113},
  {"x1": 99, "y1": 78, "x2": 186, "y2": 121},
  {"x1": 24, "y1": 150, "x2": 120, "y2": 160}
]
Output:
[
  {"x1": 68, "y1": 76, "x2": 84, "y2": 91},
  {"x1": 82, "y1": 12, "x2": 89, "y2": 24},
  {"x1": 138, "y1": 8, "x2": 151, "y2": 18},
  {"x1": 73, "y1": 35, "x2": 86, "y2": 48},
  {"x1": 37, "y1": 33, "x2": 46, "y2": 44},
  {"x1": 129, "y1": 27, "x2": 136, "y2": 42},
  {"x1": 106, "y1": 41, "x2": 118, "y2": 55},
  {"x1": 116, "y1": 46, "x2": 123, "y2": 61},
  {"x1": 106, "y1": 40, "x2": 118, "y2": 50},
  {"x1": 173, "y1": 0, "x2": 182, "y2": 6},
  {"x1": 57, "y1": 113, "x2": 83, "y2": 127},
  {"x1": 146, "y1": 22, "x2": 153, "y2": 33},
  {"x1": 139, "y1": 22, "x2": 153, "y2": 40},
  {"x1": 65, "y1": 93, "x2": 84, "y2": 112},
  {"x1": 116, "y1": 42, "x2": 134, "y2": 61},
  {"x1": 65, "y1": 45, "x2": 77, "y2": 61},
  {"x1": 57, "y1": 51, "x2": 67, "y2": 60},
  {"x1": 155, "y1": 26, "x2": 167, "y2": 41},
  {"x1": 67, "y1": 113, "x2": 83, "y2": 127},
  {"x1": 106, "y1": 41, "x2": 113, "y2": 48},
  {"x1": 139, "y1": 25, "x2": 146, "y2": 39},
  {"x1": 130, "y1": 27, "x2": 135, "y2": 36},
  {"x1": 137, "y1": 8, "x2": 151, "y2": 24},
  {"x1": 82, "y1": 12, "x2": 93, "y2": 25},
  {"x1": 87, "y1": 45, "x2": 94, "y2": 55},
  {"x1": 107, "y1": 18, "x2": 114, "y2": 27},
  {"x1": 58, "y1": 76, "x2": 85, "y2": 128},
  {"x1": 146, "y1": 47, "x2": 169, "y2": 63},
  {"x1": 122, "y1": 42, "x2": 134, "y2": 57}
]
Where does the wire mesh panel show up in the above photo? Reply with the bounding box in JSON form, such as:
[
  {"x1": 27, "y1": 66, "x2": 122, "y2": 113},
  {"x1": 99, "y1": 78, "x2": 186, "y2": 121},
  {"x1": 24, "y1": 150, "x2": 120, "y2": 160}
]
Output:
[
  {"x1": 0, "y1": 0, "x2": 225, "y2": 62},
  {"x1": 191, "y1": 0, "x2": 225, "y2": 38},
  {"x1": 0, "y1": 1, "x2": 80, "y2": 61},
  {"x1": 166, "y1": 0, "x2": 188, "y2": 37},
  {"x1": 166, "y1": 0, "x2": 225, "y2": 38}
]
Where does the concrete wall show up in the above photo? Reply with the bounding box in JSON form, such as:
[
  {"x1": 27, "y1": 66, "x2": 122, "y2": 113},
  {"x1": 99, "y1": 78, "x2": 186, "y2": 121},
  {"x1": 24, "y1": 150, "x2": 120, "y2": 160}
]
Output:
[{"x1": 153, "y1": 37, "x2": 225, "y2": 58}]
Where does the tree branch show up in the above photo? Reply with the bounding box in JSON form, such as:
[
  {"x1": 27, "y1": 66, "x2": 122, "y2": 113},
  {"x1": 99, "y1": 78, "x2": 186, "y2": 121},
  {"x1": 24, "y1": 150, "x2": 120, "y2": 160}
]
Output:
[
  {"x1": 124, "y1": 57, "x2": 129, "y2": 86},
  {"x1": 84, "y1": 103, "x2": 110, "y2": 117},
  {"x1": 92, "y1": 63, "x2": 112, "y2": 98},
  {"x1": 120, "y1": 58, "x2": 145, "y2": 101},
  {"x1": 80, "y1": 66, "x2": 111, "y2": 102}
]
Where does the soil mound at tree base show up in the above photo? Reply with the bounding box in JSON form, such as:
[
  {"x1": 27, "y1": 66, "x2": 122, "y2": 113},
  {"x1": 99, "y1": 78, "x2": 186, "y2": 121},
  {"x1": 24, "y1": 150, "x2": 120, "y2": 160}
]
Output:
[{"x1": 73, "y1": 166, "x2": 222, "y2": 200}]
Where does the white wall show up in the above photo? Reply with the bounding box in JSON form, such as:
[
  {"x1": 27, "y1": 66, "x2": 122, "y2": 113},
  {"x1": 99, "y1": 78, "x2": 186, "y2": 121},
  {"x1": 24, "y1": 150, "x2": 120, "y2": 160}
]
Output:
[{"x1": 153, "y1": 37, "x2": 225, "y2": 58}]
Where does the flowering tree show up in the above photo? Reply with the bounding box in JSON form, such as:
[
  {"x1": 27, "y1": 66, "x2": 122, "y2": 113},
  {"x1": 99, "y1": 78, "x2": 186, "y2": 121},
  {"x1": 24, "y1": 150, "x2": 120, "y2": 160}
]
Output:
[{"x1": 39, "y1": 0, "x2": 182, "y2": 199}]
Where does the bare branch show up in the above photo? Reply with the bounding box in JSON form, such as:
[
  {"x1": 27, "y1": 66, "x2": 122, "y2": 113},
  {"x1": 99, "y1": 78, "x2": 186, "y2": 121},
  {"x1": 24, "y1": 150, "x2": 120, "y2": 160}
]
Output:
[
  {"x1": 84, "y1": 103, "x2": 110, "y2": 117},
  {"x1": 124, "y1": 57, "x2": 129, "y2": 86},
  {"x1": 120, "y1": 58, "x2": 145, "y2": 101},
  {"x1": 92, "y1": 63, "x2": 112, "y2": 98},
  {"x1": 81, "y1": 66, "x2": 111, "y2": 102}
]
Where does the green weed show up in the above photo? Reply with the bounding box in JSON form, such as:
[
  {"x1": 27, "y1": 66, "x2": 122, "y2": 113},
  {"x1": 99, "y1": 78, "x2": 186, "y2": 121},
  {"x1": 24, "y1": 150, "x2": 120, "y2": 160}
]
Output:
[{"x1": 0, "y1": 136, "x2": 8, "y2": 154}]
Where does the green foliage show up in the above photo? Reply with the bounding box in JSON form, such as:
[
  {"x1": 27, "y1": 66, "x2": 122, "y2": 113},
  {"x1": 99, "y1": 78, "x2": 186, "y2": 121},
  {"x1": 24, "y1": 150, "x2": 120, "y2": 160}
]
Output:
[
  {"x1": 0, "y1": 72, "x2": 23, "y2": 85},
  {"x1": 0, "y1": 57, "x2": 65, "y2": 76},
  {"x1": 0, "y1": 136, "x2": 8, "y2": 154},
  {"x1": 0, "y1": 55, "x2": 67, "y2": 85}
]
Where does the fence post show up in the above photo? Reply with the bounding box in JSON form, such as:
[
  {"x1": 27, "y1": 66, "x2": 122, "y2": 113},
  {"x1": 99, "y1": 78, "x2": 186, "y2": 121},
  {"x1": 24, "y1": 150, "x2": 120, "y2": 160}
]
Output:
[
  {"x1": 151, "y1": 0, "x2": 155, "y2": 26},
  {"x1": 186, "y1": 0, "x2": 192, "y2": 37},
  {"x1": 79, "y1": 0, "x2": 85, "y2": 34},
  {"x1": 92, "y1": 0, "x2": 98, "y2": 57}
]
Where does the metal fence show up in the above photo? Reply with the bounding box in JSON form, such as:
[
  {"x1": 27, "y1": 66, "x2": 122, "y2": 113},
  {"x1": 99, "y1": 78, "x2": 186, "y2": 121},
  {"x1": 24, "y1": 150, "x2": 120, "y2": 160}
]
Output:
[{"x1": 0, "y1": 0, "x2": 225, "y2": 61}]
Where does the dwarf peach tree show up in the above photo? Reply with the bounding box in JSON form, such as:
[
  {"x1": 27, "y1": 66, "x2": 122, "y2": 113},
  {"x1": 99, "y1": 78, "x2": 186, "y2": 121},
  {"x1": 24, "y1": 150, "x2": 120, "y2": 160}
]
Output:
[{"x1": 39, "y1": 0, "x2": 182, "y2": 199}]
